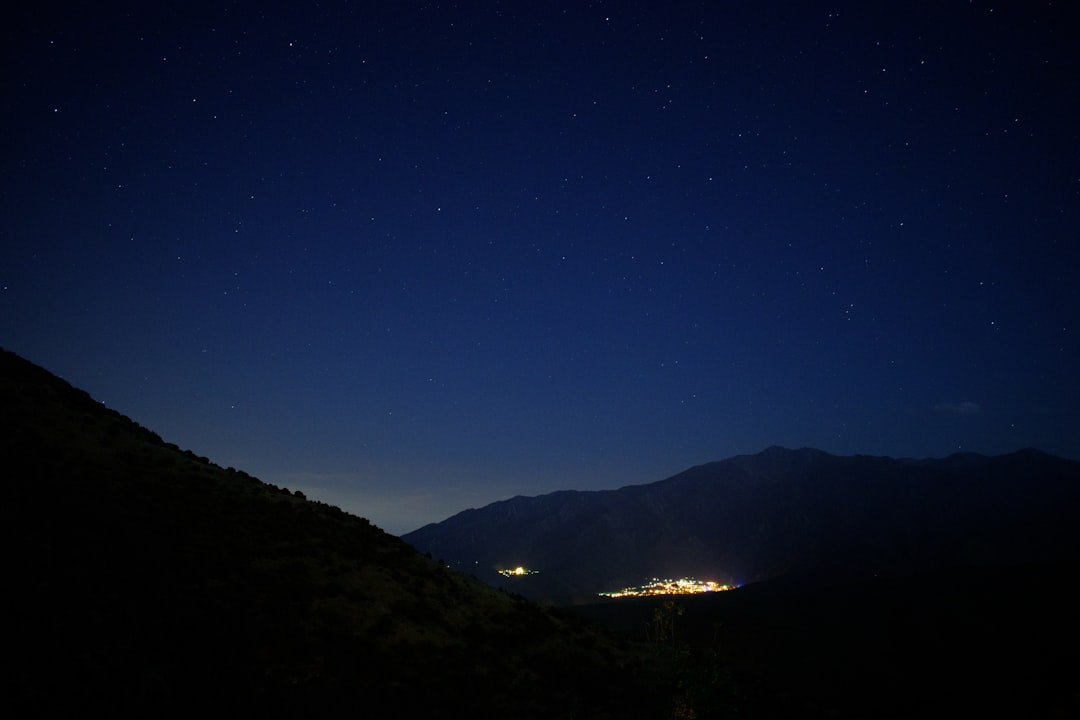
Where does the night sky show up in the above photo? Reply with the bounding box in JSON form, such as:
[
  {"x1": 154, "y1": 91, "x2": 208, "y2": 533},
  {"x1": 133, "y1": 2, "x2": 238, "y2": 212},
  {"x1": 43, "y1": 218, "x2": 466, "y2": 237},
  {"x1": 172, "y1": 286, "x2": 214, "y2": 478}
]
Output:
[{"x1": 3, "y1": 2, "x2": 1078, "y2": 534}]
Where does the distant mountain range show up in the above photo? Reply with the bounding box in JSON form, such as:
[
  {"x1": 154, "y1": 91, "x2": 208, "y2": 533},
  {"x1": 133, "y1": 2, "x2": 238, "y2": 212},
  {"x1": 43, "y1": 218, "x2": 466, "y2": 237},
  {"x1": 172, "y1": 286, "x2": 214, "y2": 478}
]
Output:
[{"x1": 403, "y1": 446, "x2": 1080, "y2": 603}]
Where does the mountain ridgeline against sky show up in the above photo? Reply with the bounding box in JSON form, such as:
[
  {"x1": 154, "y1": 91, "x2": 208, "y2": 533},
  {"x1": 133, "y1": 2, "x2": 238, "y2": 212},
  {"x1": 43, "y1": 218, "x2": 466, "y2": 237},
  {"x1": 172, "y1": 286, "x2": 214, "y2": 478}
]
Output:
[
  {"x1": 2, "y1": 348, "x2": 659, "y2": 717},
  {"x1": 7, "y1": 347, "x2": 1080, "y2": 717},
  {"x1": 403, "y1": 446, "x2": 1080, "y2": 603}
]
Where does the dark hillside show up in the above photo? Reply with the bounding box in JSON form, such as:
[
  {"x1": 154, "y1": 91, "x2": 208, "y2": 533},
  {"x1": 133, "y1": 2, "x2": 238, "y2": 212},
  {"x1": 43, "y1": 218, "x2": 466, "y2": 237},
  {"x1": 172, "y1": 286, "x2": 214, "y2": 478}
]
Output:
[
  {"x1": 572, "y1": 564, "x2": 1080, "y2": 718},
  {"x1": 2, "y1": 349, "x2": 659, "y2": 718}
]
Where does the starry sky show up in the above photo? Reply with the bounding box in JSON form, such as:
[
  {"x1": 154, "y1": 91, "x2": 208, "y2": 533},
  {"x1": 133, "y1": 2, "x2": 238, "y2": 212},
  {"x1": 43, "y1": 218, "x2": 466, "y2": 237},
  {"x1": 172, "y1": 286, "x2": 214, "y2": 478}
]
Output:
[{"x1": 3, "y1": 1, "x2": 1078, "y2": 534}]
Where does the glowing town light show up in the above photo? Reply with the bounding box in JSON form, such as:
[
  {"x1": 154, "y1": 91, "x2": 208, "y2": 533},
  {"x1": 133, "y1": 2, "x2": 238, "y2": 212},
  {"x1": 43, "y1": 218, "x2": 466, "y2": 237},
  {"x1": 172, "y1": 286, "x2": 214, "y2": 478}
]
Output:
[
  {"x1": 597, "y1": 577, "x2": 736, "y2": 598},
  {"x1": 497, "y1": 566, "x2": 539, "y2": 578}
]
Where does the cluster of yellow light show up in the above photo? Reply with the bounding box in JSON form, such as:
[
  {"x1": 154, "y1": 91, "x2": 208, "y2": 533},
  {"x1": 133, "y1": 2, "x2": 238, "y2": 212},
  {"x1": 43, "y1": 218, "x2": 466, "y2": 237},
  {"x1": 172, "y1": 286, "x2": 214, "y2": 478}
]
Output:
[
  {"x1": 497, "y1": 566, "x2": 538, "y2": 577},
  {"x1": 598, "y1": 577, "x2": 735, "y2": 598}
]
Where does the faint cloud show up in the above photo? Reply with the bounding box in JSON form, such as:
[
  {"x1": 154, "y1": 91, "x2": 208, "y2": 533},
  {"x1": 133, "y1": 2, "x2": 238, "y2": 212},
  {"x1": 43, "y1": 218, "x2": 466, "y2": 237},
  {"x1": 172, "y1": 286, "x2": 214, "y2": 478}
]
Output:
[{"x1": 934, "y1": 400, "x2": 982, "y2": 416}]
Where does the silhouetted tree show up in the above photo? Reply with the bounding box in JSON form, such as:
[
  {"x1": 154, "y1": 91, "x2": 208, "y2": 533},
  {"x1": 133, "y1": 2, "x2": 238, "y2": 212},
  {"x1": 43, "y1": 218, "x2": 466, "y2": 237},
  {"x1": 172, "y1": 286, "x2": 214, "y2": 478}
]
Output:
[{"x1": 652, "y1": 599, "x2": 684, "y2": 646}]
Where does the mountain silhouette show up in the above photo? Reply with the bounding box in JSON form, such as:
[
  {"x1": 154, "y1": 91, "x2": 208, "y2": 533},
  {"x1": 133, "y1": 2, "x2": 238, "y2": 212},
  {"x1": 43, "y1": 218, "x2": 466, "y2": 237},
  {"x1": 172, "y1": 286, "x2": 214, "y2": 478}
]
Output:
[
  {"x1": 403, "y1": 445, "x2": 1080, "y2": 603},
  {"x1": 2, "y1": 348, "x2": 660, "y2": 717},
  {"x1": 8, "y1": 347, "x2": 1080, "y2": 717}
]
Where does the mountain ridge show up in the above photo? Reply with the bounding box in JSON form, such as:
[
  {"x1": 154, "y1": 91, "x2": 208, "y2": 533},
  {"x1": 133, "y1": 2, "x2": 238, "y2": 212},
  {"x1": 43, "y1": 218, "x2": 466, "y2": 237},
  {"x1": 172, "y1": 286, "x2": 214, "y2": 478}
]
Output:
[
  {"x1": 403, "y1": 445, "x2": 1080, "y2": 603},
  {"x1": 1, "y1": 348, "x2": 659, "y2": 717},
  {"x1": 8, "y1": 346, "x2": 1080, "y2": 716}
]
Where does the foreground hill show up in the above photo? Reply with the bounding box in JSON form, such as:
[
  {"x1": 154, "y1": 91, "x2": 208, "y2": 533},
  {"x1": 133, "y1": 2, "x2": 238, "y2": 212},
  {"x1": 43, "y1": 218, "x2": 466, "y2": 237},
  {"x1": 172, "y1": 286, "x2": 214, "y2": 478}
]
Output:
[
  {"x1": 2, "y1": 349, "x2": 659, "y2": 718},
  {"x1": 572, "y1": 563, "x2": 1080, "y2": 718},
  {"x1": 403, "y1": 445, "x2": 1080, "y2": 603}
]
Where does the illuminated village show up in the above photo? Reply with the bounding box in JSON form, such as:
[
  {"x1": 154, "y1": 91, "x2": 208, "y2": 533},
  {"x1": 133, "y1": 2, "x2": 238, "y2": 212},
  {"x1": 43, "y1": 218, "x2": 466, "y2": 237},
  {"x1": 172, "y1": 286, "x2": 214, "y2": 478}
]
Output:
[
  {"x1": 497, "y1": 566, "x2": 539, "y2": 578},
  {"x1": 597, "y1": 577, "x2": 736, "y2": 598},
  {"x1": 495, "y1": 566, "x2": 734, "y2": 598}
]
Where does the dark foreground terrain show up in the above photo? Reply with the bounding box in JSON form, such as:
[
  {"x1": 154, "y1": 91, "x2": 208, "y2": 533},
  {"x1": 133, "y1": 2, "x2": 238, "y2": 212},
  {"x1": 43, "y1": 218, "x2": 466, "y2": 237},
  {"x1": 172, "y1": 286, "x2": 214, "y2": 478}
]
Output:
[
  {"x1": 572, "y1": 565, "x2": 1080, "y2": 718},
  {"x1": 2, "y1": 348, "x2": 661, "y2": 718},
  {"x1": 5, "y1": 346, "x2": 1079, "y2": 718}
]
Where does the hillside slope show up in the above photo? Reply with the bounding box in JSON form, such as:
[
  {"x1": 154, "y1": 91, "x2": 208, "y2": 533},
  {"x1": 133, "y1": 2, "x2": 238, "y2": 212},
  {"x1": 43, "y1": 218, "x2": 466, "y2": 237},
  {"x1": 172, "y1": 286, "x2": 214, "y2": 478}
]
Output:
[{"x1": 2, "y1": 349, "x2": 658, "y2": 717}]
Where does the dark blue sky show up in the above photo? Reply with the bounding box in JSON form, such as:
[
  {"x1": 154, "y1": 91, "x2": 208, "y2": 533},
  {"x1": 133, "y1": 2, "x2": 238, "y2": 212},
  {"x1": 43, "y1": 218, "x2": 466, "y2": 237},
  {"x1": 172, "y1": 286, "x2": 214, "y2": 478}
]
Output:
[{"x1": 4, "y1": 1, "x2": 1078, "y2": 534}]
